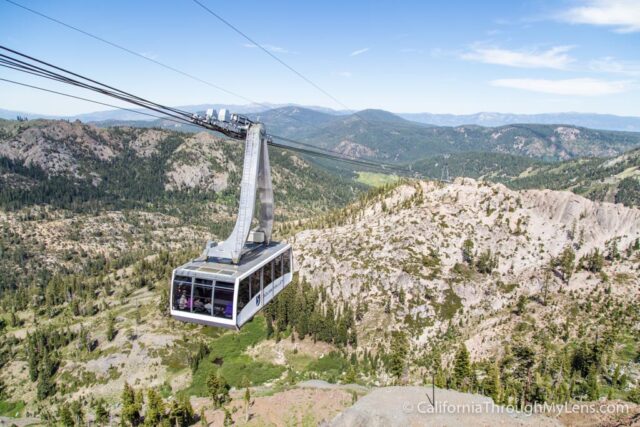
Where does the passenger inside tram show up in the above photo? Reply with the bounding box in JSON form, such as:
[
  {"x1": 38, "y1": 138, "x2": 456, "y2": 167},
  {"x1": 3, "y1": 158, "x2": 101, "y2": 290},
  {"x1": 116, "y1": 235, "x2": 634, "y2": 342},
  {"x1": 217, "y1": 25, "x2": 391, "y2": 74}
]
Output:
[
  {"x1": 175, "y1": 285, "x2": 191, "y2": 311},
  {"x1": 192, "y1": 285, "x2": 212, "y2": 315}
]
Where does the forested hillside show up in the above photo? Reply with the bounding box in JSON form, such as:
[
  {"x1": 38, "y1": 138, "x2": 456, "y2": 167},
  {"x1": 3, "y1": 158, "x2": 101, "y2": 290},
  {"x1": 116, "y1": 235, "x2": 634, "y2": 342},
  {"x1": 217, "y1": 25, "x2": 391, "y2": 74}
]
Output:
[
  {"x1": 409, "y1": 149, "x2": 640, "y2": 208},
  {"x1": 253, "y1": 107, "x2": 640, "y2": 162},
  {"x1": 0, "y1": 118, "x2": 363, "y2": 320},
  {"x1": 507, "y1": 147, "x2": 640, "y2": 207},
  {"x1": 0, "y1": 119, "x2": 362, "y2": 217}
]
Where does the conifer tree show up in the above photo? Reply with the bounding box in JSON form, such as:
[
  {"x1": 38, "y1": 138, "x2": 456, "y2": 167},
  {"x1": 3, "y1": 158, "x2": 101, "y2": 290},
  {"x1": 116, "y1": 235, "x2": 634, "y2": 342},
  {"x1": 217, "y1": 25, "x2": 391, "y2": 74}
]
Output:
[
  {"x1": 556, "y1": 245, "x2": 576, "y2": 283},
  {"x1": 144, "y1": 389, "x2": 165, "y2": 426},
  {"x1": 70, "y1": 400, "x2": 84, "y2": 426},
  {"x1": 121, "y1": 382, "x2": 141, "y2": 426},
  {"x1": 515, "y1": 295, "x2": 527, "y2": 316},
  {"x1": 244, "y1": 385, "x2": 251, "y2": 423},
  {"x1": 223, "y1": 407, "x2": 233, "y2": 426},
  {"x1": 484, "y1": 360, "x2": 502, "y2": 403},
  {"x1": 388, "y1": 331, "x2": 408, "y2": 380},
  {"x1": 453, "y1": 344, "x2": 471, "y2": 391},
  {"x1": 94, "y1": 399, "x2": 109, "y2": 426},
  {"x1": 586, "y1": 365, "x2": 600, "y2": 401},
  {"x1": 58, "y1": 403, "x2": 74, "y2": 427},
  {"x1": 36, "y1": 351, "x2": 56, "y2": 400},
  {"x1": 462, "y1": 239, "x2": 474, "y2": 265},
  {"x1": 206, "y1": 373, "x2": 230, "y2": 409},
  {"x1": 106, "y1": 312, "x2": 117, "y2": 342},
  {"x1": 168, "y1": 396, "x2": 194, "y2": 427},
  {"x1": 586, "y1": 248, "x2": 604, "y2": 273}
]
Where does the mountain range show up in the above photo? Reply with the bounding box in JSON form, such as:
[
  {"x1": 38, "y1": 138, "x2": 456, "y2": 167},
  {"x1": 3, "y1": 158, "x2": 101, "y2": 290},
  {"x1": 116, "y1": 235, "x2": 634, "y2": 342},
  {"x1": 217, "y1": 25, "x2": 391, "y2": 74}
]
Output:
[
  {"x1": 256, "y1": 107, "x2": 640, "y2": 162},
  {"x1": 3, "y1": 104, "x2": 640, "y2": 132},
  {"x1": 399, "y1": 111, "x2": 640, "y2": 132},
  {"x1": 84, "y1": 107, "x2": 640, "y2": 163}
]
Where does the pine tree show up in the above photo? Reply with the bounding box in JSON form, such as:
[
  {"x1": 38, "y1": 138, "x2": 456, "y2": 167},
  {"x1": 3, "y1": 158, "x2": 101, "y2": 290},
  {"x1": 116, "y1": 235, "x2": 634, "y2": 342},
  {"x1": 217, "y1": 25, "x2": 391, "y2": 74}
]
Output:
[
  {"x1": 384, "y1": 299, "x2": 391, "y2": 314},
  {"x1": 9, "y1": 310, "x2": 19, "y2": 327},
  {"x1": 606, "y1": 239, "x2": 620, "y2": 261},
  {"x1": 355, "y1": 301, "x2": 364, "y2": 322},
  {"x1": 144, "y1": 389, "x2": 165, "y2": 426},
  {"x1": 556, "y1": 245, "x2": 575, "y2": 283},
  {"x1": 515, "y1": 295, "x2": 527, "y2": 315},
  {"x1": 586, "y1": 248, "x2": 604, "y2": 273},
  {"x1": 453, "y1": 344, "x2": 471, "y2": 391},
  {"x1": 168, "y1": 396, "x2": 194, "y2": 427},
  {"x1": 70, "y1": 400, "x2": 84, "y2": 426},
  {"x1": 223, "y1": 407, "x2": 233, "y2": 426},
  {"x1": 348, "y1": 328, "x2": 358, "y2": 347},
  {"x1": 432, "y1": 355, "x2": 447, "y2": 388},
  {"x1": 462, "y1": 239, "x2": 474, "y2": 265},
  {"x1": 484, "y1": 360, "x2": 502, "y2": 403},
  {"x1": 58, "y1": 403, "x2": 74, "y2": 427},
  {"x1": 244, "y1": 385, "x2": 251, "y2": 423},
  {"x1": 586, "y1": 365, "x2": 600, "y2": 401},
  {"x1": 541, "y1": 267, "x2": 553, "y2": 305},
  {"x1": 206, "y1": 373, "x2": 230, "y2": 408},
  {"x1": 121, "y1": 382, "x2": 141, "y2": 426},
  {"x1": 336, "y1": 315, "x2": 349, "y2": 347},
  {"x1": 94, "y1": 399, "x2": 109, "y2": 426},
  {"x1": 36, "y1": 353, "x2": 56, "y2": 400},
  {"x1": 388, "y1": 331, "x2": 408, "y2": 380},
  {"x1": 106, "y1": 312, "x2": 117, "y2": 342},
  {"x1": 344, "y1": 365, "x2": 357, "y2": 384},
  {"x1": 475, "y1": 249, "x2": 498, "y2": 274}
]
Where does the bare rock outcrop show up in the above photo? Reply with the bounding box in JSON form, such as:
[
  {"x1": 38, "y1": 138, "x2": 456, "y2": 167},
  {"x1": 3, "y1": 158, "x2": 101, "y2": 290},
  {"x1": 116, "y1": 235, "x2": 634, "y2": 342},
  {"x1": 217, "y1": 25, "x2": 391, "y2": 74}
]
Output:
[
  {"x1": 332, "y1": 386, "x2": 561, "y2": 427},
  {"x1": 164, "y1": 132, "x2": 238, "y2": 192}
]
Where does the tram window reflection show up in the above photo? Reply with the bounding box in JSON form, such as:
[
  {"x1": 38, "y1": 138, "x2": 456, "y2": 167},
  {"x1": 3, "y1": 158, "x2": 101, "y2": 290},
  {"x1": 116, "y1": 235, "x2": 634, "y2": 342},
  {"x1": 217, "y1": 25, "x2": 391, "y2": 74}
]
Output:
[
  {"x1": 214, "y1": 282, "x2": 234, "y2": 319},
  {"x1": 283, "y1": 249, "x2": 291, "y2": 275},
  {"x1": 275, "y1": 255, "x2": 283, "y2": 279},
  {"x1": 237, "y1": 276, "x2": 251, "y2": 315},
  {"x1": 251, "y1": 270, "x2": 261, "y2": 300},
  {"x1": 264, "y1": 261, "x2": 274, "y2": 286}
]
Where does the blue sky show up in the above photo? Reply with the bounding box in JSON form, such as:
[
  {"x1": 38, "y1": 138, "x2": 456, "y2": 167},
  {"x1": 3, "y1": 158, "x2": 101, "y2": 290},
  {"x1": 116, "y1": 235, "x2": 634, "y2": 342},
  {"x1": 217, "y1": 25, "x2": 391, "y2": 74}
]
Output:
[{"x1": 1, "y1": 0, "x2": 639, "y2": 116}]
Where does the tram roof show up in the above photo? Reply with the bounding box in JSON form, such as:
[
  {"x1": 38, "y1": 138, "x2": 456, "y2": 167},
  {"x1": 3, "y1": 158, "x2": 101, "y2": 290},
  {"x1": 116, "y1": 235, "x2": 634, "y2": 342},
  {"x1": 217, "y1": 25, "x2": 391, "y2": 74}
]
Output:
[{"x1": 174, "y1": 241, "x2": 290, "y2": 281}]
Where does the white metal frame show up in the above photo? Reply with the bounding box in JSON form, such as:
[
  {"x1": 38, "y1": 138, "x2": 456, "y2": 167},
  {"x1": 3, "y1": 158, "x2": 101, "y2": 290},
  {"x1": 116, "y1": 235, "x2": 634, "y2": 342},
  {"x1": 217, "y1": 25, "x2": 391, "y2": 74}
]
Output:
[
  {"x1": 234, "y1": 246, "x2": 292, "y2": 327},
  {"x1": 169, "y1": 245, "x2": 292, "y2": 329}
]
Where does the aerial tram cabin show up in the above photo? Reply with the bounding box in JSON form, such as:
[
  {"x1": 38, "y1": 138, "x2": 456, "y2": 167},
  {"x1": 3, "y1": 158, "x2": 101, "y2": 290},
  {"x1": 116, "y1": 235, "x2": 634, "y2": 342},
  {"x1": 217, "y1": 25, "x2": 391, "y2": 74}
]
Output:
[
  {"x1": 171, "y1": 243, "x2": 292, "y2": 329},
  {"x1": 170, "y1": 115, "x2": 293, "y2": 329}
]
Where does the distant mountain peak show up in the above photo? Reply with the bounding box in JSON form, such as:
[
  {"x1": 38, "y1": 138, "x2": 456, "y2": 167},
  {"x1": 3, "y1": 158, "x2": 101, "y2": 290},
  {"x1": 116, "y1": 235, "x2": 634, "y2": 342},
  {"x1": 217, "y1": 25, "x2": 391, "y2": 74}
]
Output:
[{"x1": 350, "y1": 109, "x2": 409, "y2": 124}]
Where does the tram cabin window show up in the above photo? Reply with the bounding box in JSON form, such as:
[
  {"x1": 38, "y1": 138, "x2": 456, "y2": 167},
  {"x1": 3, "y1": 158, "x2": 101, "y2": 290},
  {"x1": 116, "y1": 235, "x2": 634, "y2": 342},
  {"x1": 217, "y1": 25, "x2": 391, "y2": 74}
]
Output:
[
  {"x1": 283, "y1": 249, "x2": 291, "y2": 275},
  {"x1": 193, "y1": 279, "x2": 213, "y2": 315},
  {"x1": 214, "y1": 282, "x2": 234, "y2": 319},
  {"x1": 264, "y1": 260, "x2": 274, "y2": 287},
  {"x1": 173, "y1": 276, "x2": 192, "y2": 312},
  {"x1": 275, "y1": 255, "x2": 283, "y2": 280},
  {"x1": 250, "y1": 270, "x2": 261, "y2": 301},
  {"x1": 237, "y1": 276, "x2": 251, "y2": 315}
]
